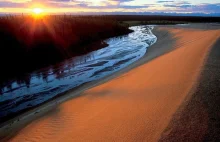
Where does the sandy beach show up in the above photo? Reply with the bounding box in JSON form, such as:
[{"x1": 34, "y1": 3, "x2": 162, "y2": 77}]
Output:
[{"x1": 1, "y1": 24, "x2": 220, "y2": 142}]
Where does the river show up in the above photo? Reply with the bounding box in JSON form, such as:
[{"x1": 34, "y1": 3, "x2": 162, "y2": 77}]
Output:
[{"x1": 0, "y1": 25, "x2": 157, "y2": 122}]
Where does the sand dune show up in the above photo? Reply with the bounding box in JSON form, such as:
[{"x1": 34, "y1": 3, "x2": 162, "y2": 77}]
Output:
[{"x1": 1, "y1": 24, "x2": 220, "y2": 142}]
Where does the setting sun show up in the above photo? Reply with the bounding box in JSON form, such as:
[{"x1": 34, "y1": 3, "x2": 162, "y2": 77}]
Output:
[{"x1": 32, "y1": 8, "x2": 43, "y2": 15}]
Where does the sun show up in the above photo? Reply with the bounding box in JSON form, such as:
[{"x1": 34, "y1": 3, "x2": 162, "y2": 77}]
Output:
[{"x1": 32, "y1": 8, "x2": 44, "y2": 15}]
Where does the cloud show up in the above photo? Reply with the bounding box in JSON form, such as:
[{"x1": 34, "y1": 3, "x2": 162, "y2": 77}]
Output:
[
  {"x1": 157, "y1": 1, "x2": 174, "y2": 3},
  {"x1": 162, "y1": 2, "x2": 220, "y2": 13},
  {"x1": 192, "y1": 3, "x2": 220, "y2": 13},
  {"x1": 0, "y1": 0, "x2": 219, "y2": 14}
]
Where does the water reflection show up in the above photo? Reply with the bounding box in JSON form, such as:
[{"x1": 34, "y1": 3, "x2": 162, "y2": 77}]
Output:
[{"x1": 0, "y1": 25, "x2": 157, "y2": 120}]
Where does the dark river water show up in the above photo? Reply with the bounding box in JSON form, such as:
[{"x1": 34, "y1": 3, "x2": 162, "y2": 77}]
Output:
[{"x1": 0, "y1": 25, "x2": 157, "y2": 121}]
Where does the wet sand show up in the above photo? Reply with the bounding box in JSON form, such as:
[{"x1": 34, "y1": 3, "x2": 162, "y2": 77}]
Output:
[{"x1": 1, "y1": 24, "x2": 220, "y2": 141}]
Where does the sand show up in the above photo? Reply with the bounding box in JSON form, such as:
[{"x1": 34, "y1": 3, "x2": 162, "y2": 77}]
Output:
[
  {"x1": 1, "y1": 24, "x2": 220, "y2": 142},
  {"x1": 159, "y1": 35, "x2": 220, "y2": 142}
]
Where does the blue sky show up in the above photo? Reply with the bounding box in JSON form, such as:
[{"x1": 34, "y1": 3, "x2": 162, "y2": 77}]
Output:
[{"x1": 0, "y1": 0, "x2": 219, "y2": 14}]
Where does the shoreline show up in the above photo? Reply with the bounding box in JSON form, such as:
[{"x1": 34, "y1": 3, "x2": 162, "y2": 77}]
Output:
[
  {"x1": 0, "y1": 30, "x2": 130, "y2": 86},
  {"x1": 0, "y1": 15, "x2": 132, "y2": 85},
  {"x1": 1, "y1": 23, "x2": 220, "y2": 141},
  {"x1": 0, "y1": 26, "x2": 175, "y2": 141},
  {"x1": 0, "y1": 25, "x2": 143, "y2": 125}
]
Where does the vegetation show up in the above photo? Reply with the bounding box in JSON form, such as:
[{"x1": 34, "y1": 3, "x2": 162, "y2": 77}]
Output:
[
  {"x1": 0, "y1": 15, "x2": 131, "y2": 83},
  {"x1": 108, "y1": 15, "x2": 220, "y2": 26},
  {"x1": 0, "y1": 14, "x2": 220, "y2": 84},
  {"x1": 0, "y1": 14, "x2": 220, "y2": 124},
  {"x1": 102, "y1": 15, "x2": 220, "y2": 23}
]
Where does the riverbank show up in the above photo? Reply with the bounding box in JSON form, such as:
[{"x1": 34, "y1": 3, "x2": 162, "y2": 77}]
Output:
[
  {"x1": 0, "y1": 24, "x2": 174, "y2": 141},
  {"x1": 0, "y1": 25, "x2": 155, "y2": 124},
  {"x1": 0, "y1": 15, "x2": 131, "y2": 84},
  {"x1": 1, "y1": 24, "x2": 220, "y2": 141}
]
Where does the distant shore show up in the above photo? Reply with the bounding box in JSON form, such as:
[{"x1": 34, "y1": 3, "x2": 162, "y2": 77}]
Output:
[{"x1": 1, "y1": 23, "x2": 220, "y2": 142}]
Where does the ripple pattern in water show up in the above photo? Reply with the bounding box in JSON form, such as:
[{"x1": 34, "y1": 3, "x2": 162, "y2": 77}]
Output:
[{"x1": 0, "y1": 25, "x2": 157, "y2": 120}]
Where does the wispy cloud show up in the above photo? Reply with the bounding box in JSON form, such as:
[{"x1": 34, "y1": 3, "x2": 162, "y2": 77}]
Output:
[{"x1": 0, "y1": 0, "x2": 219, "y2": 14}]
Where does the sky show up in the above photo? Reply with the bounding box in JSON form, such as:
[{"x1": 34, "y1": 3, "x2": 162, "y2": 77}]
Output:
[{"x1": 0, "y1": 0, "x2": 219, "y2": 15}]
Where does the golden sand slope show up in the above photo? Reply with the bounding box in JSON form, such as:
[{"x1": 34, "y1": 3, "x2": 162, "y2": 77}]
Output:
[{"x1": 8, "y1": 27, "x2": 220, "y2": 142}]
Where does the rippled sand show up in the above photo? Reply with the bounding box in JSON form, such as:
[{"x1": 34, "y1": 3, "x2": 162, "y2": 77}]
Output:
[{"x1": 1, "y1": 24, "x2": 220, "y2": 142}]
